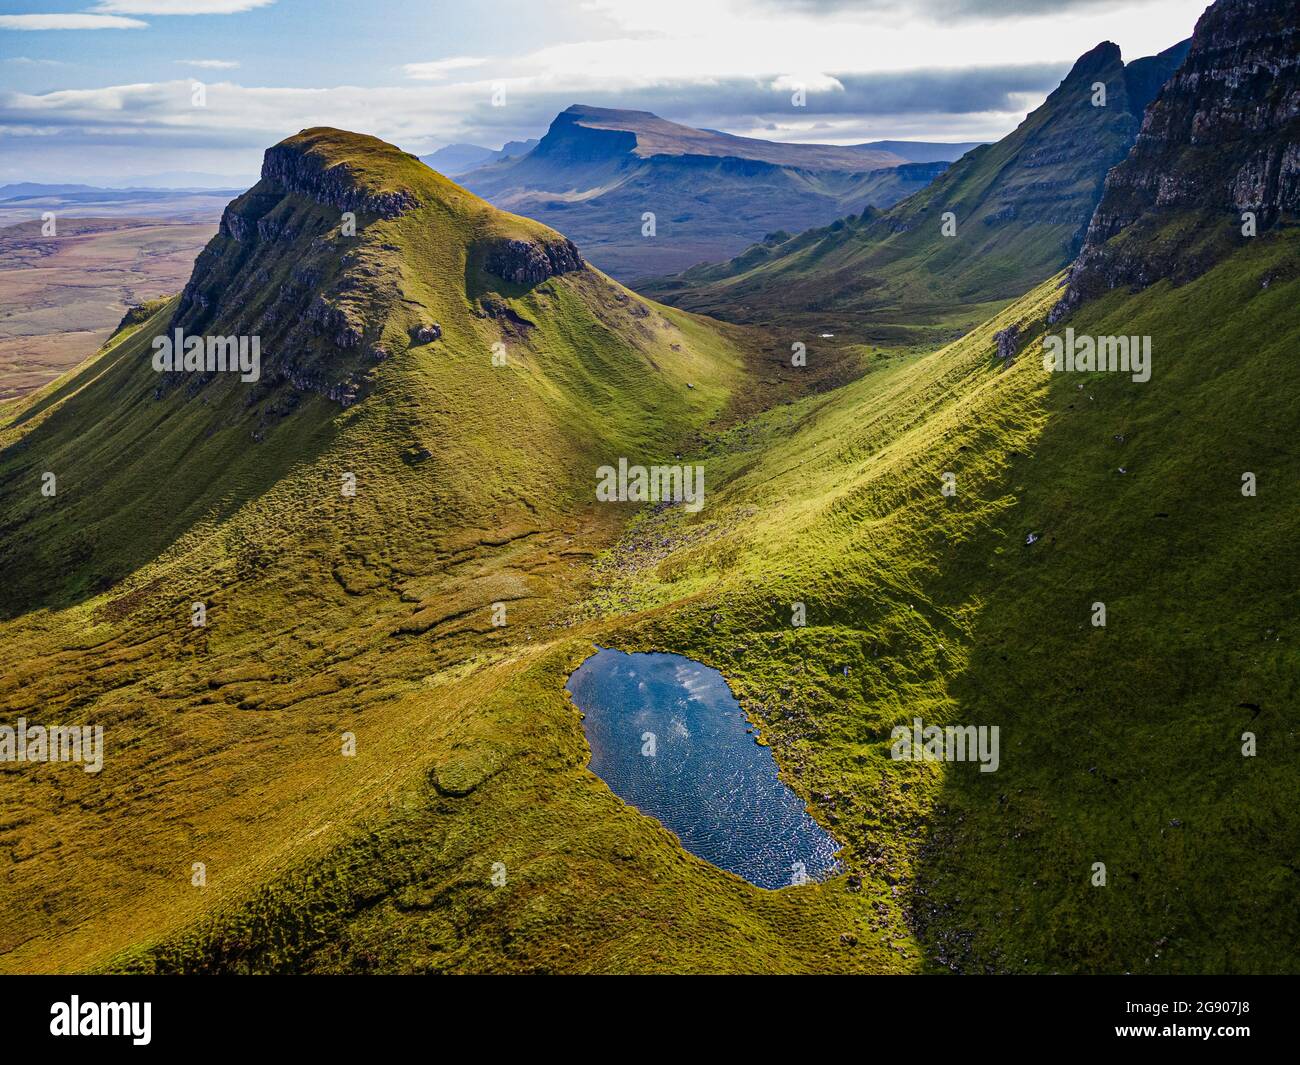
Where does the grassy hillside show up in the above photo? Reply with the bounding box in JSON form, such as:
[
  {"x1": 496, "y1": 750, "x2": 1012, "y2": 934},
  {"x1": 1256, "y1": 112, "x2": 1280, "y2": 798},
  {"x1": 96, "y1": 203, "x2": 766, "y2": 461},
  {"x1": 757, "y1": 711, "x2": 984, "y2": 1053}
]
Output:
[
  {"x1": 589, "y1": 228, "x2": 1300, "y2": 972},
  {"x1": 44, "y1": 228, "x2": 1291, "y2": 977},
  {"x1": 0, "y1": 130, "x2": 891, "y2": 974},
  {"x1": 585, "y1": 228, "x2": 1294, "y2": 972},
  {"x1": 3, "y1": 123, "x2": 1295, "y2": 975}
]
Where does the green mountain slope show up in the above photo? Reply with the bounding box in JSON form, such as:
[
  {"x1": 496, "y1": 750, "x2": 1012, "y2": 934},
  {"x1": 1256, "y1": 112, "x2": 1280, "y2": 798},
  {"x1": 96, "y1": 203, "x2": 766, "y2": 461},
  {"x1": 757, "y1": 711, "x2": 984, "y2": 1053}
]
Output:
[
  {"x1": 119, "y1": 0, "x2": 1295, "y2": 971},
  {"x1": 644, "y1": 39, "x2": 1190, "y2": 345},
  {"x1": 566, "y1": 227, "x2": 1300, "y2": 973},
  {"x1": 94, "y1": 226, "x2": 1299, "y2": 976},
  {"x1": 3, "y1": 0, "x2": 1295, "y2": 976},
  {"x1": 0, "y1": 128, "x2": 886, "y2": 974}
]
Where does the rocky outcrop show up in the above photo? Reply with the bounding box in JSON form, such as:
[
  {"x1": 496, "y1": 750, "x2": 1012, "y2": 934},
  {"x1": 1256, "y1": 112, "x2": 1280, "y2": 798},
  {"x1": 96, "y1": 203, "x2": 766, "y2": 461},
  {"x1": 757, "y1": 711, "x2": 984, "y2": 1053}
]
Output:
[
  {"x1": 483, "y1": 236, "x2": 584, "y2": 286},
  {"x1": 260, "y1": 138, "x2": 420, "y2": 219},
  {"x1": 993, "y1": 323, "x2": 1021, "y2": 367},
  {"x1": 1055, "y1": 0, "x2": 1298, "y2": 317},
  {"x1": 304, "y1": 294, "x2": 364, "y2": 349}
]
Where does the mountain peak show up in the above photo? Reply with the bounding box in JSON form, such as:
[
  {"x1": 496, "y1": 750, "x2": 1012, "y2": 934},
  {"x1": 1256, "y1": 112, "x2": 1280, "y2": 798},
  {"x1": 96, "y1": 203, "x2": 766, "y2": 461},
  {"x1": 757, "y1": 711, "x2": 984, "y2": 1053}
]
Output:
[
  {"x1": 1067, "y1": 40, "x2": 1123, "y2": 79},
  {"x1": 260, "y1": 127, "x2": 425, "y2": 218},
  {"x1": 172, "y1": 127, "x2": 583, "y2": 413},
  {"x1": 1055, "y1": 0, "x2": 1298, "y2": 315}
]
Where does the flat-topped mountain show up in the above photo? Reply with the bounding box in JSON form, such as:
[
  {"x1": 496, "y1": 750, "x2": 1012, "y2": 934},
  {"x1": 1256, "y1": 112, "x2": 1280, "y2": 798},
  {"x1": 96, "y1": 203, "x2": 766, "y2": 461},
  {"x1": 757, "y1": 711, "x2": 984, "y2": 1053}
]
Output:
[
  {"x1": 164, "y1": 128, "x2": 585, "y2": 413},
  {"x1": 530, "y1": 105, "x2": 907, "y2": 170},
  {"x1": 454, "y1": 105, "x2": 950, "y2": 280}
]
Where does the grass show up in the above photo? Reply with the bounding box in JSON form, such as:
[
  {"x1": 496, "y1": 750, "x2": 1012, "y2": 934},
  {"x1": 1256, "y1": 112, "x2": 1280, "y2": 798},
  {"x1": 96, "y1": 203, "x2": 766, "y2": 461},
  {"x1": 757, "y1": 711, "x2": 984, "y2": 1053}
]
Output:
[
  {"x1": 2, "y1": 127, "x2": 1295, "y2": 975},
  {"x1": 0, "y1": 130, "x2": 898, "y2": 975},
  {"x1": 584, "y1": 228, "x2": 1300, "y2": 973}
]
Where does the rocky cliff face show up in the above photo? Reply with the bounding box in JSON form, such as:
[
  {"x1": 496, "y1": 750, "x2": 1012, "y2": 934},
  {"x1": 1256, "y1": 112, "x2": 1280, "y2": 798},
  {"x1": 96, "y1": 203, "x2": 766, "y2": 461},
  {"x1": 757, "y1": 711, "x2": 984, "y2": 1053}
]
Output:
[
  {"x1": 260, "y1": 137, "x2": 421, "y2": 219},
  {"x1": 976, "y1": 40, "x2": 1187, "y2": 241},
  {"x1": 483, "y1": 236, "x2": 584, "y2": 286},
  {"x1": 1055, "y1": 0, "x2": 1298, "y2": 316},
  {"x1": 168, "y1": 132, "x2": 416, "y2": 411}
]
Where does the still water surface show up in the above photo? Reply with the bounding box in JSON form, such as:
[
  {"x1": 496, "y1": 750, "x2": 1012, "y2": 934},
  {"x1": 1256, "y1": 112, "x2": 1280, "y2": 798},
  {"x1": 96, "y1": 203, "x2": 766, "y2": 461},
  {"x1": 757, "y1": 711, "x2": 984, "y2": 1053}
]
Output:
[{"x1": 567, "y1": 647, "x2": 840, "y2": 889}]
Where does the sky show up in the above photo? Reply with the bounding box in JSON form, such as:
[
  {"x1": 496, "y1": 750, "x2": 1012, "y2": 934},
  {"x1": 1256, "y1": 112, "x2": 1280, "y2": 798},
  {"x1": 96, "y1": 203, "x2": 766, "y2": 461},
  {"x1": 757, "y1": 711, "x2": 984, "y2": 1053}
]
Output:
[{"x1": 0, "y1": 0, "x2": 1211, "y2": 186}]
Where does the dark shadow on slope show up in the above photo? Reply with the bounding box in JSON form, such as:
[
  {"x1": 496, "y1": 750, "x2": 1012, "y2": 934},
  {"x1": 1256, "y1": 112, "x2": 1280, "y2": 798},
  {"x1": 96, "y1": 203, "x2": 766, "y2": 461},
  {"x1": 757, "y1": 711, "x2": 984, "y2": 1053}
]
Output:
[
  {"x1": 0, "y1": 305, "x2": 343, "y2": 619},
  {"x1": 909, "y1": 240, "x2": 1300, "y2": 973}
]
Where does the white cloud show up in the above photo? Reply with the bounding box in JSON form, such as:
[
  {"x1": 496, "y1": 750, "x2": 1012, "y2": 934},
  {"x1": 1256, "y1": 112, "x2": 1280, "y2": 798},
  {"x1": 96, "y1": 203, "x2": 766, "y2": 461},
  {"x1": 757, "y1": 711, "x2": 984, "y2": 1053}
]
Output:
[
  {"x1": 403, "y1": 57, "x2": 487, "y2": 81},
  {"x1": 770, "y1": 73, "x2": 844, "y2": 94},
  {"x1": 0, "y1": 64, "x2": 1064, "y2": 164},
  {"x1": 176, "y1": 58, "x2": 241, "y2": 69},
  {"x1": 0, "y1": 14, "x2": 147, "y2": 30},
  {"x1": 92, "y1": 0, "x2": 275, "y2": 13},
  {"x1": 553, "y1": 0, "x2": 1203, "y2": 75}
]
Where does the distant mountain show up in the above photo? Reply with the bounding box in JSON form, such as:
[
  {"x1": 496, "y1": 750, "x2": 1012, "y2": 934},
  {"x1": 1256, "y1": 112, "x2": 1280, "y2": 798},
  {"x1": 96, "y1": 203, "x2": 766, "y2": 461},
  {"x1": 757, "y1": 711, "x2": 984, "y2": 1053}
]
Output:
[
  {"x1": 421, "y1": 139, "x2": 539, "y2": 177},
  {"x1": 96, "y1": 172, "x2": 256, "y2": 190},
  {"x1": 851, "y1": 140, "x2": 984, "y2": 164},
  {"x1": 0, "y1": 183, "x2": 245, "y2": 226},
  {"x1": 0, "y1": 182, "x2": 100, "y2": 198},
  {"x1": 457, "y1": 105, "x2": 935, "y2": 281},
  {"x1": 0, "y1": 184, "x2": 243, "y2": 204},
  {"x1": 644, "y1": 39, "x2": 1191, "y2": 343}
]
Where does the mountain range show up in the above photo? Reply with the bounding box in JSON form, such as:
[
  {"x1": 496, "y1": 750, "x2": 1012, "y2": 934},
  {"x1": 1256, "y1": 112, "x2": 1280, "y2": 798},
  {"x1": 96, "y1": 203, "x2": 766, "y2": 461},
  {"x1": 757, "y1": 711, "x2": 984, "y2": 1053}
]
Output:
[
  {"x1": 644, "y1": 38, "x2": 1192, "y2": 345},
  {"x1": 420, "y1": 139, "x2": 540, "y2": 177},
  {"x1": 1, "y1": 0, "x2": 1296, "y2": 977},
  {"x1": 454, "y1": 105, "x2": 976, "y2": 280}
]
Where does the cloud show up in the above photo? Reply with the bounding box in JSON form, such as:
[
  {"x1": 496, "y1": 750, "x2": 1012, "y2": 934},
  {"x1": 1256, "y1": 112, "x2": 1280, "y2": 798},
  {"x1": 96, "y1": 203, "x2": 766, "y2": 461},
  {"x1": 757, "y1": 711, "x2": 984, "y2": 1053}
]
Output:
[
  {"x1": 759, "y1": 0, "x2": 1132, "y2": 18},
  {"x1": 403, "y1": 57, "x2": 487, "y2": 81},
  {"x1": 0, "y1": 0, "x2": 1202, "y2": 182},
  {"x1": 0, "y1": 14, "x2": 147, "y2": 30},
  {"x1": 770, "y1": 73, "x2": 844, "y2": 94},
  {"x1": 92, "y1": 0, "x2": 275, "y2": 12},
  {"x1": 176, "y1": 58, "x2": 241, "y2": 69},
  {"x1": 0, "y1": 61, "x2": 1069, "y2": 163},
  {"x1": 5, "y1": 57, "x2": 71, "y2": 65}
]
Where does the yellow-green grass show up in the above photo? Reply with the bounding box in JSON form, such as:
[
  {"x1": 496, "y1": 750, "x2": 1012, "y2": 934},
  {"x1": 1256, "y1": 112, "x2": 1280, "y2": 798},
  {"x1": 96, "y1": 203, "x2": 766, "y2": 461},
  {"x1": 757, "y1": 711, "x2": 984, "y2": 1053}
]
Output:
[
  {"x1": 589, "y1": 228, "x2": 1300, "y2": 973},
  {"x1": 3, "y1": 130, "x2": 1295, "y2": 974},
  {"x1": 0, "y1": 131, "x2": 899, "y2": 974}
]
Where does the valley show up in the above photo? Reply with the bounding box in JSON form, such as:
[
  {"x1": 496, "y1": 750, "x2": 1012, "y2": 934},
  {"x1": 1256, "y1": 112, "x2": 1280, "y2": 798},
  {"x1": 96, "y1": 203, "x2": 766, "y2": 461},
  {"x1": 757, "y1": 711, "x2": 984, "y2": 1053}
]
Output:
[{"x1": 0, "y1": 201, "x2": 224, "y2": 399}]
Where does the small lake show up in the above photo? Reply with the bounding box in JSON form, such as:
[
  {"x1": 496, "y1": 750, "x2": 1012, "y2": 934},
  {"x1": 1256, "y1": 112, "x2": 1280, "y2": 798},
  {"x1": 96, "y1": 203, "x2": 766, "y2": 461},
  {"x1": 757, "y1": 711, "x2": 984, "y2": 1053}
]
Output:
[{"x1": 567, "y1": 647, "x2": 840, "y2": 889}]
